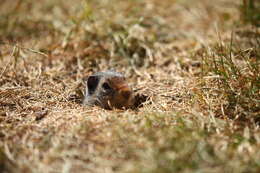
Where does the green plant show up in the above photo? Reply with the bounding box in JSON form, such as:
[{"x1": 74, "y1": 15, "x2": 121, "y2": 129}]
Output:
[
  {"x1": 200, "y1": 32, "x2": 260, "y2": 123},
  {"x1": 240, "y1": 0, "x2": 260, "y2": 26}
]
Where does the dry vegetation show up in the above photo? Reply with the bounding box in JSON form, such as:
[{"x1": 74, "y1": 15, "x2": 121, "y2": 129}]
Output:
[{"x1": 0, "y1": 0, "x2": 259, "y2": 172}]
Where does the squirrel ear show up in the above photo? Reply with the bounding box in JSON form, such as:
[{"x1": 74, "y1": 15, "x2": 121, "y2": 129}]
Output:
[{"x1": 87, "y1": 75, "x2": 99, "y2": 95}]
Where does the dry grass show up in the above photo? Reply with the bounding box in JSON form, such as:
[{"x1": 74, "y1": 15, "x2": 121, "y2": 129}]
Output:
[{"x1": 0, "y1": 0, "x2": 259, "y2": 172}]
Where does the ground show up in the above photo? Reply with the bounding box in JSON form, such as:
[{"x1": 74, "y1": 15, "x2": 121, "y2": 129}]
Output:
[{"x1": 0, "y1": 0, "x2": 259, "y2": 172}]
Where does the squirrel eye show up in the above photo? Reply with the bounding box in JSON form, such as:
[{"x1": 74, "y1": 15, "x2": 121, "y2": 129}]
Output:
[{"x1": 102, "y1": 82, "x2": 111, "y2": 90}]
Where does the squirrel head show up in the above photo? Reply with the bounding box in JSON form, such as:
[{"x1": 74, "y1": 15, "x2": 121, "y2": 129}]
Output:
[{"x1": 83, "y1": 71, "x2": 134, "y2": 109}]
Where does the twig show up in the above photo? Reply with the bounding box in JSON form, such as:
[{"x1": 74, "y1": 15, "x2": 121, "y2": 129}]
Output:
[
  {"x1": 0, "y1": 41, "x2": 48, "y2": 57},
  {"x1": 0, "y1": 60, "x2": 11, "y2": 78}
]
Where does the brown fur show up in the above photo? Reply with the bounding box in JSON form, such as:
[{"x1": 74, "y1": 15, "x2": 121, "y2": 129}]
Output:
[{"x1": 83, "y1": 71, "x2": 134, "y2": 109}]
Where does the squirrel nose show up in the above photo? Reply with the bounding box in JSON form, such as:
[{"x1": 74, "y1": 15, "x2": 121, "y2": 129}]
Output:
[
  {"x1": 121, "y1": 89, "x2": 132, "y2": 99},
  {"x1": 117, "y1": 84, "x2": 132, "y2": 99}
]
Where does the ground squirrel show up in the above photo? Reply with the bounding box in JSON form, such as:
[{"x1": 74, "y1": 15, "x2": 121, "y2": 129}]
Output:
[{"x1": 83, "y1": 70, "x2": 135, "y2": 109}]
